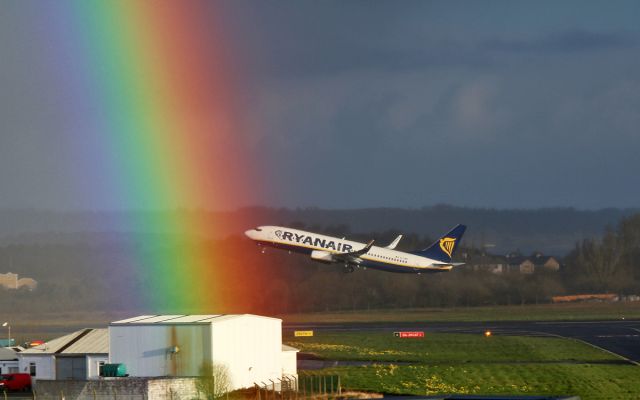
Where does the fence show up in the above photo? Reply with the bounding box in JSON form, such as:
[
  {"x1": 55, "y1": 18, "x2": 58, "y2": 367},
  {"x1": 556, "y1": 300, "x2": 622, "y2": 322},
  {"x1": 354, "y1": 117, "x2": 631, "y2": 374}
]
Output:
[{"x1": 254, "y1": 374, "x2": 341, "y2": 400}]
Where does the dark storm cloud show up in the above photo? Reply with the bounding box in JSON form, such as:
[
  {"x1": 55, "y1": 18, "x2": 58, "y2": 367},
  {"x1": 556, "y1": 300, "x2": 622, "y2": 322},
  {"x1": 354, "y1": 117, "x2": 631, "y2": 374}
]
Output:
[
  {"x1": 230, "y1": 1, "x2": 640, "y2": 209},
  {"x1": 485, "y1": 30, "x2": 639, "y2": 54},
  {"x1": 3, "y1": 1, "x2": 640, "y2": 210},
  {"x1": 227, "y1": 1, "x2": 640, "y2": 79},
  {"x1": 244, "y1": 28, "x2": 640, "y2": 78}
]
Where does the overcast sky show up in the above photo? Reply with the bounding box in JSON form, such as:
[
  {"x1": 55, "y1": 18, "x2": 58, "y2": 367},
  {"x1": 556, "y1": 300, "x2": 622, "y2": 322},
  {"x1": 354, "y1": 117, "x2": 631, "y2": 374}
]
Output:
[{"x1": 2, "y1": 1, "x2": 640, "y2": 210}]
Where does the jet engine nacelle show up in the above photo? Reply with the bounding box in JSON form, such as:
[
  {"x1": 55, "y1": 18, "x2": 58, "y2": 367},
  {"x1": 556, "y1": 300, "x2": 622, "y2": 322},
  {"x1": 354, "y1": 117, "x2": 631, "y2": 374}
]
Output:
[{"x1": 310, "y1": 250, "x2": 334, "y2": 263}]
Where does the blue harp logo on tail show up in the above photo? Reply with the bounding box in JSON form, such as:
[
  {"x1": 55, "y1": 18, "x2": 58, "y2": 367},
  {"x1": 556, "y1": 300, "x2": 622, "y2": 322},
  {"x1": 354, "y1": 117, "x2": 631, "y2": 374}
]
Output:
[{"x1": 439, "y1": 237, "x2": 456, "y2": 258}]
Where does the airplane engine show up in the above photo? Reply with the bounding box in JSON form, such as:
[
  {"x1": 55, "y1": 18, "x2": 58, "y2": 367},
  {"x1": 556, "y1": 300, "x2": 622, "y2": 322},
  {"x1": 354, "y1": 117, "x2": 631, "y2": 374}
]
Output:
[{"x1": 310, "y1": 250, "x2": 334, "y2": 263}]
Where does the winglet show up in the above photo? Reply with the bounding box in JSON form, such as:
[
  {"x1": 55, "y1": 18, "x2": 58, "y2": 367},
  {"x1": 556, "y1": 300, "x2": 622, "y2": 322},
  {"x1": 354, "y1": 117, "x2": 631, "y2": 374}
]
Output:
[
  {"x1": 385, "y1": 235, "x2": 403, "y2": 250},
  {"x1": 350, "y1": 239, "x2": 375, "y2": 256},
  {"x1": 362, "y1": 239, "x2": 375, "y2": 252}
]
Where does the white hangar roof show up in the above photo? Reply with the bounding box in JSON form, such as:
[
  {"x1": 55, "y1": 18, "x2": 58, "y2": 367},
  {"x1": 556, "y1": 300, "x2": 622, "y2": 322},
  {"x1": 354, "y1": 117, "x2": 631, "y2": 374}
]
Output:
[
  {"x1": 21, "y1": 328, "x2": 108, "y2": 355},
  {"x1": 111, "y1": 314, "x2": 281, "y2": 325},
  {"x1": 0, "y1": 347, "x2": 21, "y2": 361}
]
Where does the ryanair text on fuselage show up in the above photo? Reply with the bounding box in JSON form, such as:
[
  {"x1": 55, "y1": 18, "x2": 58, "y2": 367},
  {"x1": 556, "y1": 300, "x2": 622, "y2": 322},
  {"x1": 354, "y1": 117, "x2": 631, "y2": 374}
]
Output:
[
  {"x1": 245, "y1": 224, "x2": 467, "y2": 274},
  {"x1": 274, "y1": 229, "x2": 354, "y2": 253}
]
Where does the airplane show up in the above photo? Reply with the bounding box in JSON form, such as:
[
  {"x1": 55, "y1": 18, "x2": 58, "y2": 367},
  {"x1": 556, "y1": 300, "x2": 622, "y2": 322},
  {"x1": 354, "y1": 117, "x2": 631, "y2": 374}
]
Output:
[{"x1": 244, "y1": 224, "x2": 466, "y2": 273}]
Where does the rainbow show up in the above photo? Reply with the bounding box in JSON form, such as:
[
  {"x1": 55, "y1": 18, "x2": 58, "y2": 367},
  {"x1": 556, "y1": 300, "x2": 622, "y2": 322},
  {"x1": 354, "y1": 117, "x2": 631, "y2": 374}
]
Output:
[{"x1": 39, "y1": 2, "x2": 263, "y2": 312}]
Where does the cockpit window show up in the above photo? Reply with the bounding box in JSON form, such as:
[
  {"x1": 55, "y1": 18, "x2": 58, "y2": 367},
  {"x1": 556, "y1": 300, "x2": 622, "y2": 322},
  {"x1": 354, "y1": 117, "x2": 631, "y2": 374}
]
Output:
[{"x1": 254, "y1": 227, "x2": 262, "y2": 232}]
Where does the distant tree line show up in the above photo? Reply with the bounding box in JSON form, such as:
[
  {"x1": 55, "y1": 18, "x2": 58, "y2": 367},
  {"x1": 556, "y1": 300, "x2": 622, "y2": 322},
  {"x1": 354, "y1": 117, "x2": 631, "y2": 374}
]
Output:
[
  {"x1": 563, "y1": 214, "x2": 640, "y2": 294},
  {"x1": 1, "y1": 213, "x2": 640, "y2": 314}
]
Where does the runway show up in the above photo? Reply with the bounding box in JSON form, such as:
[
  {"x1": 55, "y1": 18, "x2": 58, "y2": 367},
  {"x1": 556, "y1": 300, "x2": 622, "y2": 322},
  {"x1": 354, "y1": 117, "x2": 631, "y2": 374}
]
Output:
[{"x1": 285, "y1": 319, "x2": 640, "y2": 364}]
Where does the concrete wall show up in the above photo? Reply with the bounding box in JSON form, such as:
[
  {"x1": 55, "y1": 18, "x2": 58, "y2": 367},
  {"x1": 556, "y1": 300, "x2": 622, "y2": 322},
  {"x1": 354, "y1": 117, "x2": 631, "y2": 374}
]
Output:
[{"x1": 35, "y1": 377, "x2": 201, "y2": 400}]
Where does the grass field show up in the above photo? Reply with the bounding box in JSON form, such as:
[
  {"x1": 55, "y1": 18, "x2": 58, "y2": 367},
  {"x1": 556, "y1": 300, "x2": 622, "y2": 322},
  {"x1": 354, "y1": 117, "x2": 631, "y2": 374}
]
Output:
[
  {"x1": 281, "y1": 302, "x2": 640, "y2": 324},
  {"x1": 286, "y1": 331, "x2": 621, "y2": 363},
  {"x1": 286, "y1": 331, "x2": 640, "y2": 399},
  {"x1": 323, "y1": 363, "x2": 640, "y2": 399}
]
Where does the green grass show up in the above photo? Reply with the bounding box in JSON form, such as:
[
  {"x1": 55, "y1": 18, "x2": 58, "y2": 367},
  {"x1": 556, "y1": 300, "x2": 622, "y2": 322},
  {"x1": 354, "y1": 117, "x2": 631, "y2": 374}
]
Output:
[
  {"x1": 288, "y1": 331, "x2": 640, "y2": 399},
  {"x1": 286, "y1": 331, "x2": 620, "y2": 363},
  {"x1": 321, "y1": 363, "x2": 640, "y2": 400},
  {"x1": 281, "y1": 302, "x2": 640, "y2": 324}
]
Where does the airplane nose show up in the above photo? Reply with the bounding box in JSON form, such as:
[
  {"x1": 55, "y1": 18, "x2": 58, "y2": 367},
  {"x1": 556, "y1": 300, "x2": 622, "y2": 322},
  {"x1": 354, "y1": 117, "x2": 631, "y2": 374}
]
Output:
[{"x1": 245, "y1": 229, "x2": 257, "y2": 239}]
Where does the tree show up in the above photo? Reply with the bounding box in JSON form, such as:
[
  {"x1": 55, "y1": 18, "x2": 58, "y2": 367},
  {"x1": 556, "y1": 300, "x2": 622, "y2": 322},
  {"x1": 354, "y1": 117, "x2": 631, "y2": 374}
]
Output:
[{"x1": 197, "y1": 362, "x2": 231, "y2": 400}]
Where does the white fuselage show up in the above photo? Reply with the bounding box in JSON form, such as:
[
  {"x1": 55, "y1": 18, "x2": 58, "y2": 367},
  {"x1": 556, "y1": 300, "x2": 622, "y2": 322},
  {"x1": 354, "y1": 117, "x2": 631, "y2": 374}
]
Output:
[{"x1": 245, "y1": 225, "x2": 453, "y2": 273}]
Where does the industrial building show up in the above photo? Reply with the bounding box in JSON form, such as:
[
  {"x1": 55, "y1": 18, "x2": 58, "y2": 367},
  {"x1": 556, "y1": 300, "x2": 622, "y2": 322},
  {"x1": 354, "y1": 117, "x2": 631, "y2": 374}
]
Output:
[
  {"x1": 19, "y1": 328, "x2": 108, "y2": 381},
  {"x1": 109, "y1": 314, "x2": 296, "y2": 391}
]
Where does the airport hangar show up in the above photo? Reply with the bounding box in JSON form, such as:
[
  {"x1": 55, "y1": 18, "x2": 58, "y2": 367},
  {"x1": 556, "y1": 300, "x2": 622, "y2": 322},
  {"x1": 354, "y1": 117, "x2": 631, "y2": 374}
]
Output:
[{"x1": 109, "y1": 314, "x2": 297, "y2": 390}]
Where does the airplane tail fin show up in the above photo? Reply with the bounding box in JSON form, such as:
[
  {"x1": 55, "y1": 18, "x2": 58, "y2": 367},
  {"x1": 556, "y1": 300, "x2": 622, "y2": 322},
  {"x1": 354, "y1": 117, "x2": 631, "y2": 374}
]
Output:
[{"x1": 414, "y1": 224, "x2": 466, "y2": 262}]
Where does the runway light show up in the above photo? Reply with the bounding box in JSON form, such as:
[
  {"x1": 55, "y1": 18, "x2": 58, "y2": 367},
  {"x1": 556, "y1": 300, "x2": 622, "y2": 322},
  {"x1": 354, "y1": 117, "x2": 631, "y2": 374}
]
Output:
[{"x1": 484, "y1": 330, "x2": 492, "y2": 337}]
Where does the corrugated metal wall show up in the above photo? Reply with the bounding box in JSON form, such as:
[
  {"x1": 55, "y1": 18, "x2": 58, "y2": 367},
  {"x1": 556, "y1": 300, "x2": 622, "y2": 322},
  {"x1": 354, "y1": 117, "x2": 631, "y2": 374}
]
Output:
[
  {"x1": 109, "y1": 316, "x2": 282, "y2": 391},
  {"x1": 110, "y1": 324, "x2": 211, "y2": 377},
  {"x1": 210, "y1": 316, "x2": 282, "y2": 389}
]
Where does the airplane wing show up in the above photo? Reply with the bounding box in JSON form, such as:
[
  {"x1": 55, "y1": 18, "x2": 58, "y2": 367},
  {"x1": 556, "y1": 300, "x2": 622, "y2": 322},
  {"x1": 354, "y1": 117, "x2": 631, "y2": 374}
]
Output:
[
  {"x1": 385, "y1": 235, "x2": 403, "y2": 250},
  {"x1": 333, "y1": 240, "x2": 375, "y2": 264}
]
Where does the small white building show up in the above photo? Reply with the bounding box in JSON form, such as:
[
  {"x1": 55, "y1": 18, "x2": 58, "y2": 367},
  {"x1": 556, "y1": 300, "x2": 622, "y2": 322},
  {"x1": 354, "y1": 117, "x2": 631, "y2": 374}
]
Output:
[
  {"x1": 0, "y1": 347, "x2": 21, "y2": 374},
  {"x1": 281, "y1": 344, "x2": 299, "y2": 382},
  {"x1": 19, "y1": 328, "x2": 108, "y2": 382},
  {"x1": 109, "y1": 314, "x2": 294, "y2": 390}
]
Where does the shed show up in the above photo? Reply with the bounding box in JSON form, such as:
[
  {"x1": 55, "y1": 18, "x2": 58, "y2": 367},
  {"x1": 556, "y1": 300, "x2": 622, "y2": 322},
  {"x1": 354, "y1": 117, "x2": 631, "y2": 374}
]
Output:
[
  {"x1": 19, "y1": 328, "x2": 108, "y2": 382},
  {"x1": 109, "y1": 314, "x2": 287, "y2": 391},
  {"x1": 281, "y1": 344, "x2": 299, "y2": 378}
]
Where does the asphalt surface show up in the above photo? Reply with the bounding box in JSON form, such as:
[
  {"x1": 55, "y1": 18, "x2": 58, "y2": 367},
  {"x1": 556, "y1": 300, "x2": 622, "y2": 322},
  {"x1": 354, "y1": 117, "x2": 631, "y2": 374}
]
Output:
[{"x1": 285, "y1": 319, "x2": 640, "y2": 364}]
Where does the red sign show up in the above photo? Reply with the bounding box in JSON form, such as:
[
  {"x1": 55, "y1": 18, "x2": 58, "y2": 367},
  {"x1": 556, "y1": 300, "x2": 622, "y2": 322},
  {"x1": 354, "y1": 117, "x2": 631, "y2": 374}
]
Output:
[{"x1": 394, "y1": 331, "x2": 424, "y2": 338}]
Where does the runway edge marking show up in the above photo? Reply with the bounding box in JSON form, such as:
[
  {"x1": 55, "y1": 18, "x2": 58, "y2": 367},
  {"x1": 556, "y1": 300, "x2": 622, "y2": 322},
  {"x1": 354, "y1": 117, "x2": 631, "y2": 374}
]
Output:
[{"x1": 540, "y1": 331, "x2": 640, "y2": 367}]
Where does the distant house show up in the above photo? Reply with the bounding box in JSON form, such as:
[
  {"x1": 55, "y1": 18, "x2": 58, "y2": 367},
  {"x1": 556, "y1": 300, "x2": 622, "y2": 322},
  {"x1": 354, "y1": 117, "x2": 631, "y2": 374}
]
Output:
[
  {"x1": 17, "y1": 277, "x2": 38, "y2": 290},
  {"x1": 506, "y1": 252, "x2": 560, "y2": 274},
  {"x1": 530, "y1": 252, "x2": 561, "y2": 271},
  {"x1": 0, "y1": 272, "x2": 38, "y2": 290},
  {"x1": 506, "y1": 255, "x2": 535, "y2": 274},
  {"x1": 469, "y1": 261, "x2": 507, "y2": 274},
  {"x1": 469, "y1": 252, "x2": 560, "y2": 274},
  {"x1": 0, "y1": 272, "x2": 18, "y2": 289}
]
